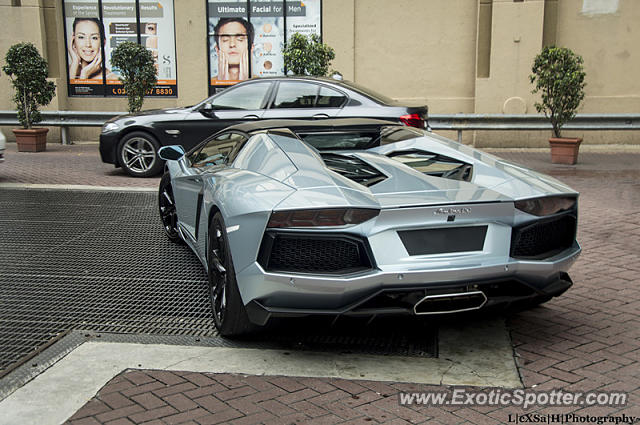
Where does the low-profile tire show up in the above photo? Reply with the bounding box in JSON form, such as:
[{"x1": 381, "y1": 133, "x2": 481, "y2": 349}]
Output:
[
  {"x1": 158, "y1": 172, "x2": 182, "y2": 243},
  {"x1": 118, "y1": 131, "x2": 164, "y2": 177},
  {"x1": 208, "y1": 212, "x2": 256, "y2": 337}
]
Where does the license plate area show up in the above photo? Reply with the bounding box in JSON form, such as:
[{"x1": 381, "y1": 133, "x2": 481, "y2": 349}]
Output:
[{"x1": 398, "y1": 226, "x2": 488, "y2": 255}]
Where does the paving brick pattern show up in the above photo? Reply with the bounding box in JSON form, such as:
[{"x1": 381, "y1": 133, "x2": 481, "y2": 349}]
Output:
[
  {"x1": 0, "y1": 142, "x2": 159, "y2": 188},
  {"x1": 4, "y1": 142, "x2": 638, "y2": 423}
]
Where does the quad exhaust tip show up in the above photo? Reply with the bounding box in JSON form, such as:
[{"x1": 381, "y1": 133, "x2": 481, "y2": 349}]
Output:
[{"x1": 413, "y1": 291, "x2": 487, "y2": 315}]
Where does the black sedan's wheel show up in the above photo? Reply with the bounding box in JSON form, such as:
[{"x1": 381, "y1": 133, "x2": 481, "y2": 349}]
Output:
[
  {"x1": 208, "y1": 212, "x2": 255, "y2": 337},
  {"x1": 118, "y1": 131, "x2": 164, "y2": 177},
  {"x1": 158, "y1": 173, "x2": 182, "y2": 243}
]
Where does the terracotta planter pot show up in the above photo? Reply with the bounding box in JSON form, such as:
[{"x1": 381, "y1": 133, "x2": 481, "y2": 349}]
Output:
[
  {"x1": 13, "y1": 128, "x2": 49, "y2": 152},
  {"x1": 549, "y1": 137, "x2": 582, "y2": 165}
]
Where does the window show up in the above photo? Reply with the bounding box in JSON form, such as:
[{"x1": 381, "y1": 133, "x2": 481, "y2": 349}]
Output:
[
  {"x1": 272, "y1": 82, "x2": 319, "y2": 109},
  {"x1": 316, "y1": 86, "x2": 347, "y2": 107},
  {"x1": 387, "y1": 150, "x2": 473, "y2": 181},
  {"x1": 340, "y1": 80, "x2": 396, "y2": 105},
  {"x1": 191, "y1": 132, "x2": 247, "y2": 168},
  {"x1": 299, "y1": 132, "x2": 380, "y2": 150},
  {"x1": 379, "y1": 126, "x2": 423, "y2": 145},
  {"x1": 210, "y1": 82, "x2": 271, "y2": 110}
]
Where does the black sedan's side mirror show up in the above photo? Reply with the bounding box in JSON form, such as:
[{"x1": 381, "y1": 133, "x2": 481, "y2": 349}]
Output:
[
  {"x1": 158, "y1": 145, "x2": 185, "y2": 161},
  {"x1": 199, "y1": 102, "x2": 215, "y2": 117}
]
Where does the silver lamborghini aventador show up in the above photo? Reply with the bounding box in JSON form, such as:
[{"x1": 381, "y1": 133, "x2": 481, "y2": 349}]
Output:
[{"x1": 158, "y1": 119, "x2": 580, "y2": 336}]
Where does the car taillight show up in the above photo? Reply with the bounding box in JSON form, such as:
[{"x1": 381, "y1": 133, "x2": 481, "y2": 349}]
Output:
[
  {"x1": 515, "y1": 196, "x2": 577, "y2": 216},
  {"x1": 267, "y1": 208, "x2": 379, "y2": 228},
  {"x1": 399, "y1": 113, "x2": 425, "y2": 128}
]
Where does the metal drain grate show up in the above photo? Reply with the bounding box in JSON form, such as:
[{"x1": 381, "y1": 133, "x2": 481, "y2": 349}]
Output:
[
  {"x1": 0, "y1": 188, "x2": 213, "y2": 373},
  {"x1": 0, "y1": 188, "x2": 437, "y2": 377}
]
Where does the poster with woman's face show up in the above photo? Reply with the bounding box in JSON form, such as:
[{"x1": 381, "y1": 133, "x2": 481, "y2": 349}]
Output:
[
  {"x1": 64, "y1": 0, "x2": 105, "y2": 96},
  {"x1": 208, "y1": 0, "x2": 252, "y2": 88},
  {"x1": 64, "y1": 0, "x2": 177, "y2": 98}
]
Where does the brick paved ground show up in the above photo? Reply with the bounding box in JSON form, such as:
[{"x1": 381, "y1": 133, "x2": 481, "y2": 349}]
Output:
[
  {"x1": 0, "y1": 142, "x2": 159, "y2": 188},
  {"x1": 3, "y1": 142, "x2": 639, "y2": 424}
]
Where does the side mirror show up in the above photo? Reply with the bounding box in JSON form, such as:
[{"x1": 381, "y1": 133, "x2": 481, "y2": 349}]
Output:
[
  {"x1": 200, "y1": 102, "x2": 214, "y2": 117},
  {"x1": 158, "y1": 145, "x2": 185, "y2": 161}
]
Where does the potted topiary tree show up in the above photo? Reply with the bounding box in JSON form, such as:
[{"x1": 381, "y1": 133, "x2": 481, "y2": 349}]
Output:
[
  {"x1": 3, "y1": 42, "x2": 56, "y2": 152},
  {"x1": 283, "y1": 33, "x2": 335, "y2": 76},
  {"x1": 110, "y1": 41, "x2": 157, "y2": 113},
  {"x1": 530, "y1": 46, "x2": 586, "y2": 164}
]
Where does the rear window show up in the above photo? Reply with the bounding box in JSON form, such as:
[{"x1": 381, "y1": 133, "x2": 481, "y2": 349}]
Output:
[
  {"x1": 387, "y1": 150, "x2": 473, "y2": 181},
  {"x1": 298, "y1": 131, "x2": 380, "y2": 150},
  {"x1": 379, "y1": 126, "x2": 423, "y2": 145},
  {"x1": 297, "y1": 125, "x2": 419, "y2": 151},
  {"x1": 340, "y1": 81, "x2": 396, "y2": 105}
]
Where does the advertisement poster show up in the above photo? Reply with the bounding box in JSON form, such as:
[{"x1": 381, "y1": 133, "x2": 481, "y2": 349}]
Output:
[
  {"x1": 101, "y1": 0, "x2": 137, "y2": 96},
  {"x1": 208, "y1": 0, "x2": 322, "y2": 92},
  {"x1": 250, "y1": 0, "x2": 285, "y2": 78},
  {"x1": 208, "y1": 0, "x2": 251, "y2": 88},
  {"x1": 140, "y1": 0, "x2": 178, "y2": 96},
  {"x1": 285, "y1": 0, "x2": 321, "y2": 40},
  {"x1": 64, "y1": 0, "x2": 105, "y2": 96},
  {"x1": 64, "y1": 0, "x2": 177, "y2": 97}
]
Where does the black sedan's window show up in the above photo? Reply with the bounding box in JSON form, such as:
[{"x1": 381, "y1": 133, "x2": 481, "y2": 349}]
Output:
[
  {"x1": 210, "y1": 82, "x2": 271, "y2": 110},
  {"x1": 272, "y1": 82, "x2": 319, "y2": 108},
  {"x1": 317, "y1": 86, "x2": 347, "y2": 107}
]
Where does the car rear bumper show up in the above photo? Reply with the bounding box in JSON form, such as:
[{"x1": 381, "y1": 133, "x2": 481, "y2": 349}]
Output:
[{"x1": 236, "y1": 243, "x2": 581, "y2": 325}]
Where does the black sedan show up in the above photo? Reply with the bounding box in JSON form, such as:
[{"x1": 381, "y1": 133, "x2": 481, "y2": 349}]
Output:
[{"x1": 99, "y1": 76, "x2": 428, "y2": 177}]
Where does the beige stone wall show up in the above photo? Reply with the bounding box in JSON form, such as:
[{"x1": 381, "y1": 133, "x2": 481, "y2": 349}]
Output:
[
  {"x1": 1, "y1": 0, "x2": 638, "y2": 145},
  {"x1": 0, "y1": 0, "x2": 61, "y2": 141},
  {"x1": 325, "y1": 0, "x2": 478, "y2": 114}
]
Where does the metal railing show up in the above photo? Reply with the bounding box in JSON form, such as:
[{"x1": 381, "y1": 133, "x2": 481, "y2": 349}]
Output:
[
  {"x1": 428, "y1": 113, "x2": 640, "y2": 142},
  {"x1": 1, "y1": 110, "x2": 639, "y2": 144},
  {"x1": 0, "y1": 111, "x2": 124, "y2": 144}
]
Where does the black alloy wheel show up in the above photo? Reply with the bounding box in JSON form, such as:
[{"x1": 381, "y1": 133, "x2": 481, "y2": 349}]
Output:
[
  {"x1": 207, "y1": 212, "x2": 255, "y2": 337},
  {"x1": 158, "y1": 173, "x2": 182, "y2": 243},
  {"x1": 118, "y1": 131, "x2": 164, "y2": 177}
]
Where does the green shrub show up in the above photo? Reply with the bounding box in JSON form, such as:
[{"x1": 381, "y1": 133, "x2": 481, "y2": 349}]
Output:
[
  {"x1": 3, "y1": 43, "x2": 56, "y2": 129},
  {"x1": 111, "y1": 42, "x2": 157, "y2": 113},
  {"x1": 283, "y1": 33, "x2": 336, "y2": 77},
  {"x1": 530, "y1": 46, "x2": 586, "y2": 138}
]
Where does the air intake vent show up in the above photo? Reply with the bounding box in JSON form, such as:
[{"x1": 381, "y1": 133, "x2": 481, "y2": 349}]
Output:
[
  {"x1": 259, "y1": 233, "x2": 373, "y2": 274},
  {"x1": 511, "y1": 214, "x2": 576, "y2": 259}
]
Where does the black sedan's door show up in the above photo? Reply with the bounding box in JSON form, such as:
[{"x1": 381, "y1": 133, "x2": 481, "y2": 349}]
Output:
[
  {"x1": 261, "y1": 81, "x2": 347, "y2": 120},
  {"x1": 178, "y1": 81, "x2": 273, "y2": 151}
]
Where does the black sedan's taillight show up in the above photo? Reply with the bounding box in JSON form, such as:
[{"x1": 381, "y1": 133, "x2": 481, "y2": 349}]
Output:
[{"x1": 399, "y1": 113, "x2": 425, "y2": 128}]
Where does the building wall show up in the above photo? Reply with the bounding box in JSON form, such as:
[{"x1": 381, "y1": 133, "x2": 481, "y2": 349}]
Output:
[{"x1": 1, "y1": 0, "x2": 638, "y2": 146}]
